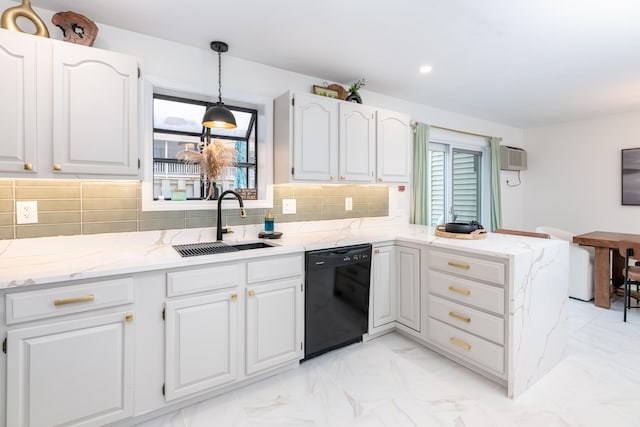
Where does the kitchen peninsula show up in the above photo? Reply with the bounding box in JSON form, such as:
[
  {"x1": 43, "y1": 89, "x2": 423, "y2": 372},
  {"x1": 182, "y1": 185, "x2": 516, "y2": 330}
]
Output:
[{"x1": 0, "y1": 220, "x2": 568, "y2": 427}]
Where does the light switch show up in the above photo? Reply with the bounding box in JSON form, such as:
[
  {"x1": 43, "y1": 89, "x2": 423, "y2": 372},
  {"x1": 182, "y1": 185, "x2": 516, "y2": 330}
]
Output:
[{"x1": 282, "y1": 199, "x2": 296, "y2": 214}]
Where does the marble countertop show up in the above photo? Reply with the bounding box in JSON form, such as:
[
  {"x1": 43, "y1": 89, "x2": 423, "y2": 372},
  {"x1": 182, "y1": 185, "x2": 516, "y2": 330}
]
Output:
[{"x1": 0, "y1": 218, "x2": 566, "y2": 289}]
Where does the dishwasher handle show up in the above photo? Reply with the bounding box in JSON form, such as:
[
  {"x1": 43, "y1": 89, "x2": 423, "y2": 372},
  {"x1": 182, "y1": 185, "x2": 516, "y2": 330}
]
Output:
[{"x1": 306, "y1": 244, "x2": 372, "y2": 270}]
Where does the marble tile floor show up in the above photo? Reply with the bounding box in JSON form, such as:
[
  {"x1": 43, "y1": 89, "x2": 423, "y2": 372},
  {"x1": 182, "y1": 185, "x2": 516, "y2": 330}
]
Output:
[{"x1": 138, "y1": 297, "x2": 640, "y2": 427}]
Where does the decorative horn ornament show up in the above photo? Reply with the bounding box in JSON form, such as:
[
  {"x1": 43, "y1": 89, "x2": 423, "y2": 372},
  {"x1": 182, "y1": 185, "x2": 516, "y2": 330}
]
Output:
[{"x1": 1, "y1": 0, "x2": 50, "y2": 38}]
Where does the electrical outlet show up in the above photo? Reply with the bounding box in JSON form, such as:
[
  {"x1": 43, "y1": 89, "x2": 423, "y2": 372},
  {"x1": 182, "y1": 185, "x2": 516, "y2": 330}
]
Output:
[
  {"x1": 345, "y1": 197, "x2": 353, "y2": 211},
  {"x1": 16, "y1": 201, "x2": 38, "y2": 224},
  {"x1": 282, "y1": 199, "x2": 296, "y2": 214}
]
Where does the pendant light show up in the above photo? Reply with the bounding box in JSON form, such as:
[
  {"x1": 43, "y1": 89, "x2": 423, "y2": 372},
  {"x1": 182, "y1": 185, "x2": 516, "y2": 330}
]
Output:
[{"x1": 202, "y1": 41, "x2": 237, "y2": 129}]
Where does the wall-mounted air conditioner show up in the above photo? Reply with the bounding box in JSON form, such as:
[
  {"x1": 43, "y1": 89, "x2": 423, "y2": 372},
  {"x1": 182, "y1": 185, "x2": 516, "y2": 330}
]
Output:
[{"x1": 500, "y1": 145, "x2": 527, "y2": 171}]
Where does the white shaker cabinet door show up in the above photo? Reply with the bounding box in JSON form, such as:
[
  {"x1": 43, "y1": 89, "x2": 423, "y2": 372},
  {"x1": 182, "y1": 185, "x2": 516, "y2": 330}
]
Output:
[
  {"x1": 0, "y1": 30, "x2": 38, "y2": 174},
  {"x1": 396, "y1": 245, "x2": 421, "y2": 331},
  {"x1": 292, "y1": 92, "x2": 339, "y2": 182},
  {"x1": 51, "y1": 42, "x2": 138, "y2": 176},
  {"x1": 245, "y1": 278, "x2": 303, "y2": 375},
  {"x1": 338, "y1": 102, "x2": 376, "y2": 182},
  {"x1": 376, "y1": 109, "x2": 411, "y2": 183},
  {"x1": 6, "y1": 312, "x2": 134, "y2": 427},
  {"x1": 164, "y1": 291, "x2": 238, "y2": 401},
  {"x1": 371, "y1": 245, "x2": 396, "y2": 329}
]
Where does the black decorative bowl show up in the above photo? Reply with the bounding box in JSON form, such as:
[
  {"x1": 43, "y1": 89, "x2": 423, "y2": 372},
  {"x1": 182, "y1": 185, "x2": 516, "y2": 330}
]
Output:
[{"x1": 444, "y1": 221, "x2": 484, "y2": 234}]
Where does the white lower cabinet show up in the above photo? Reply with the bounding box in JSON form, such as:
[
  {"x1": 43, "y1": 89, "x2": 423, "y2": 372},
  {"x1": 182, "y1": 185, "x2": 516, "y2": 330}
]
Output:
[
  {"x1": 6, "y1": 311, "x2": 134, "y2": 427},
  {"x1": 164, "y1": 290, "x2": 238, "y2": 401},
  {"x1": 246, "y1": 278, "x2": 304, "y2": 375},
  {"x1": 396, "y1": 246, "x2": 421, "y2": 331},
  {"x1": 370, "y1": 244, "x2": 421, "y2": 333},
  {"x1": 426, "y1": 249, "x2": 507, "y2": 378},
  {"x1": 371, "y1": 245, "x2": 396, "y2": 329}
]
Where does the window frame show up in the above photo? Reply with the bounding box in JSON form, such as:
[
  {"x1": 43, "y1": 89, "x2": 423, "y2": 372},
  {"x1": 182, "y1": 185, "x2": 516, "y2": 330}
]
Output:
[
  {"x1": 429, "y1": 129, "x2": 490, "y2": 226},
  {"x1": 139, "y1": 77, "x2": 273, "y2": 212},
  {"x1": 152, "y1": 93, "x2": 259, "y2": 201}
]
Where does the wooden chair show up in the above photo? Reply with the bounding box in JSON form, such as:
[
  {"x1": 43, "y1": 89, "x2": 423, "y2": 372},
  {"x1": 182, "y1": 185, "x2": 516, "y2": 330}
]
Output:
[
  {"x1": 618, "y1": 240, "x2": 640, "y2": 322},
  {"x1": 493, "y1": 228, "x2": 551, "y2": 239}
]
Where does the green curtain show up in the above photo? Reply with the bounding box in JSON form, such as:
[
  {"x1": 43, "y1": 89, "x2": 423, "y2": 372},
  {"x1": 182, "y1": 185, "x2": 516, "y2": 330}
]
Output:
[
  {"x1": 410, "y1": 123, "x2": 430, "y2": 224},
  {"x1": 489, "y1": 137, "x2": 503, "y2": 231}
]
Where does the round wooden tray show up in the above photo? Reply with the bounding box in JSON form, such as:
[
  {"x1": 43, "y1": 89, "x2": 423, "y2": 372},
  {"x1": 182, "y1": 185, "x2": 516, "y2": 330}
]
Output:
[{"x1": 434, "y1": 225, "x2": 487, "y2": 240}]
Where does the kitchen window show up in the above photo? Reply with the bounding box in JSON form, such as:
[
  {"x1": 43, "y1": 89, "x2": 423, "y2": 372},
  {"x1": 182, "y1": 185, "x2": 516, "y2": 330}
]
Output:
[
  {"x1": 152, "y1": 94, "x2": 257, "y2": 201},
  {"x1": 428, "y1": 130, "x2": 490, "y2": 226},
  {"x1": 139, "y1": 78, "x2": 273, "y2": 212}
]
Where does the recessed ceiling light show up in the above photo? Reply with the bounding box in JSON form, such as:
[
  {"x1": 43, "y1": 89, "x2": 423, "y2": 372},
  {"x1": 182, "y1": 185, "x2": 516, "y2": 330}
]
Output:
[{"x1": 419, "y1": 65, "x2": 433, "y2": 74}]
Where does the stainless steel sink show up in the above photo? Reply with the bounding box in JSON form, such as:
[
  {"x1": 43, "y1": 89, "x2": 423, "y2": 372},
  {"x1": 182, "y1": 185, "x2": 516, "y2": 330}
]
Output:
[{"x1": 172, "y1": 241, "x2": 276, "y2": 257}]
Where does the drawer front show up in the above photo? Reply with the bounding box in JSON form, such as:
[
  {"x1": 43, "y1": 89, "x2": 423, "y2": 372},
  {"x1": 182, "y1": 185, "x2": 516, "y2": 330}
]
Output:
[
  {"x1": 428, "y1": 250, "x2": 505, "y2": 285},
  {"x1": 428, "y1": 270, "x2": 504, "y2": 315},
  {"x1": 428, "y1": 318, "x2": 504, "y2": 375},
  {"x1": 247, "y1": 254, "x2": 303, "y2": 284},
  {"x1": 6, "y1": 277, "x2": 134, "y2": 324},
  {"x1": 428, "y1": 295, "x2": 504, "y2": 344},
  {"x1": 167, "y1": 263, "x2": 239, "y2": 297}
]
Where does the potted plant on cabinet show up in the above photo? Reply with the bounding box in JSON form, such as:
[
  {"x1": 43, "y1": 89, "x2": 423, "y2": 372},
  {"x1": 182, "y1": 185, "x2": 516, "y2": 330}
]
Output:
[{"x1": 346, "y1": 78, "x2": 365, "y2": 103}]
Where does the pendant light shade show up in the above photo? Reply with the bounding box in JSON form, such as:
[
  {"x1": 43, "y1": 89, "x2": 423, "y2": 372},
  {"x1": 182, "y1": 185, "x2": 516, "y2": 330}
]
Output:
[{"x1": 202, "y1": 41, "x2": 236, "y2": 129}]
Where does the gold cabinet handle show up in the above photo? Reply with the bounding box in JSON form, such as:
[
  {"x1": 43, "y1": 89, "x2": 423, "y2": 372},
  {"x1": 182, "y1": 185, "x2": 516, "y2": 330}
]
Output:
[
  {"x1": 125, "y1": 313, "x2": 134, "y2": 322},
  {"x1": 448, "y1": 285, "x2": 471, "y2": 296},
  {"x1": 339, "y1": 175, "x2": 346, "y2": 180},
  {"x1": 374, "y1": 249, "x2": 380, "y2": 254},
  {"x1": 24, "y1": 163, "x2": 33, "y2": 171},
  {"x1": 329, "y1": 175, "x2": 335, "y2": 181},
  {"x1": 54, "y1": 294, "x2": 95, "y2": 306},
  {"x1": 248, "y1": 290, "x2": 255, "y2": 297},
  {"x1": 231, "y1": 293, "x2": 238, "y2": 301},
  {"x1": 377, "y1": 177, "x2": 383, "y2": 182},
  {"x1": 447, "y1": 261, "x2": 470, "y2": 270},
  {"x1": 449, "y1": 337, "x2": 471, "y2": 351},
  {"x1": 449, "y1": 311, "x2": 471, "y2": 323},
  {"x1": 53, "y1": 164, "x2": 62, "y2": 171}
]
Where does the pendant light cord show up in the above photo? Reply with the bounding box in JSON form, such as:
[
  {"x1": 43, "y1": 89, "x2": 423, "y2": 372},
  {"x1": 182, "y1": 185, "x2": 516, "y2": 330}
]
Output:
[{"x1": 218, "y1": 50, "x2": 223, "y2": 104}]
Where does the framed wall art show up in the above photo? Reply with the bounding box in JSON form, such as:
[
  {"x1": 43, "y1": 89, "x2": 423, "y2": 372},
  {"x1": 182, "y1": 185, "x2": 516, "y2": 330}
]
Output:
[{"x1": 622, "y1": 148, "x2": 640, "y2": 205}]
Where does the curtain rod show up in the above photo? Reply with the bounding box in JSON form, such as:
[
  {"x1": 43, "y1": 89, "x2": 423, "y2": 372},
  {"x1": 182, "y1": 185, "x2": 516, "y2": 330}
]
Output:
[
  {"x1": 431, "y1": 125, "x2": 499, "y2": 140},
  {"x1": 413, "y1": 121, "x2": 501, "y2": 140}
]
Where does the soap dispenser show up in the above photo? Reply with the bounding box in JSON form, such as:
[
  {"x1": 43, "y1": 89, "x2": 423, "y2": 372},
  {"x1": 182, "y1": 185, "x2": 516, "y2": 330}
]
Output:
[{"x1": 264, "y1": 210, "x2": 274, "y2": 234}]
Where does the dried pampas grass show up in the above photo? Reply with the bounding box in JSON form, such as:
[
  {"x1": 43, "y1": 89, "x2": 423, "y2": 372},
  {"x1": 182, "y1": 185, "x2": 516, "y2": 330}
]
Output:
[
  {"x1": 201, "y1": 140, "x2": 237, "y2": 183},
  {"x1": 176, "y1": 139, "x2": 237, "y2": 199}
]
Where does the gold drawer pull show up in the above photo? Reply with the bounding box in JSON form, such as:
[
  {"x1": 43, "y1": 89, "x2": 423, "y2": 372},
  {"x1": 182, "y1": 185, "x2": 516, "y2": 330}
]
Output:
[
  {"x1": 24, "y1": 163, "x2": 33, "y2": 171},
  {"x1": 449, "y1": 337, "x2": 471, "y2": 351},
  {"x1": 448, "y1": 285, "x2": 471, "y2": 296},
  {"x1": 248, "y1": 290, "x2": 255, "y2": 297},
  {"x1": 231, "y1": 293, "x2": 238, "y2": 301},
  {"x1": 125, "y1": 313, "x2": 134, "y2": 322},
  {"x1": 54, "y1": 294, "x2": 95, "y2": 306},
  {"x1": 53, "y1": 164, "x2": 62, "y2": 171},
  {"x1": 447, "y1": 261, "x2": 470, "y2": 270},
  {"x1": 449, "y1": 311, "x2": 471, "y2": 323}
]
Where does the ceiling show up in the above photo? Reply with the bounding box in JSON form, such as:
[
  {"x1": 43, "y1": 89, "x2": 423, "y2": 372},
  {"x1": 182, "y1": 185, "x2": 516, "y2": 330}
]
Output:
[{"x1": 30, "y1": 0, "x2": 640, "y2": 127}]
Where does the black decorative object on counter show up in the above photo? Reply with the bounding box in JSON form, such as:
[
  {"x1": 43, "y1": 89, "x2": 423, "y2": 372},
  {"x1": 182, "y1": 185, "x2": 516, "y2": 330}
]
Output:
[{"x1": 444, "y1": 220, "x2": 484, "y2": 234}]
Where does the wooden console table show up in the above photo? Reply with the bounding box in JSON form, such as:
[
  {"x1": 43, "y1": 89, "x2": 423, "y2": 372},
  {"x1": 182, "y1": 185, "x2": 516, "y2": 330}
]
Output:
[{"x1": 573, "y1": 231, "x2": 640, "y2": 309}]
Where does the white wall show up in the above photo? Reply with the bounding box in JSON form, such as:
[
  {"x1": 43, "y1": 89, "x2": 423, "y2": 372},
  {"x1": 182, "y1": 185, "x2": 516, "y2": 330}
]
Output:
[
  {"x1": 6, "y1": 1, "x2": 526, "y2": 227},
  {"x1": 523, "y1": 111, "x2": 640, "y2": 234}
]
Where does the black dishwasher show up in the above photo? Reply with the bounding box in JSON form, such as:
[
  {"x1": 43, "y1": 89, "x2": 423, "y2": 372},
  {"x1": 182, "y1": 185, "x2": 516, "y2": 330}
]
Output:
[{"x1": 304, "y1": 244, "x2": 372, "y2": 360}]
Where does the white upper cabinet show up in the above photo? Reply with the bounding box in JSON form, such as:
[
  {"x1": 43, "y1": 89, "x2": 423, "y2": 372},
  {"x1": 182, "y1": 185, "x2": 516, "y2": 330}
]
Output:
[
  {"x1": 291, "y1": 92, "x2": 339, "y2": 181},
  {"x1": 0, "y1": 29, "x2": 38, "y2": 174},
  {"x1": 376, "y1": 109, "x2": 412, "y2": 183},
  {"x1": 274, "y1": 91, "x2": 411, "y2": 184},
  {"x1": 339, "y1": 102, "x2": 376, "y2": 182},
  {"x1": 52, "y1": 42, "x2": 139, "y2": 176},
  {"x1": 0, "y1": 29, "x2": 139, "y2": 178}
]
